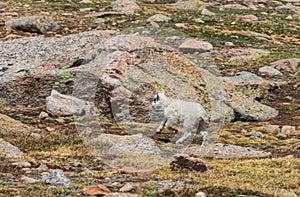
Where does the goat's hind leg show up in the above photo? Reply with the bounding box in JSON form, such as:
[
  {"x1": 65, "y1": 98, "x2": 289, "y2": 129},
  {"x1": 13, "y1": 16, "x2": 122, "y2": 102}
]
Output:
[{"x1": 176, "y1": 123, "x2": 192, "y2": 144}]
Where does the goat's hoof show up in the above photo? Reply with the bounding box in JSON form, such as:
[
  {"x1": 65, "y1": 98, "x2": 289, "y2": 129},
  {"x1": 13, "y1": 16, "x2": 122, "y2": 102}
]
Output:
[{"x1": 156, "y1": 130, "x2": 162, "y2": 134}]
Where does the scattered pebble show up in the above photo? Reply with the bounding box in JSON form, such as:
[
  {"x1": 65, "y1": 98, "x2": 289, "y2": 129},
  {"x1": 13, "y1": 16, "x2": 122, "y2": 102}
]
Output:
[
  {"x1": 195, "y1": 191, "x2": 206, "y2": 197},
  {"x1": 119, "y1": 183, "x2": 135, "y2": 192},
  {"x1": 251, "y1": 132, "x2": 264, "y2": 139}
]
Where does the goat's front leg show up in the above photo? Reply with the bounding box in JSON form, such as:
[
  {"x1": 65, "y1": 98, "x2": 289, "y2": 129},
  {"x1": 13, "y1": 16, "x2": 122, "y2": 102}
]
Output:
[
  {"x1": 200, "y1": 131, "x2": 208, "y2": 147},
  {"x1": 156, "y1": 117, "x2": 167, "y2": 134}
]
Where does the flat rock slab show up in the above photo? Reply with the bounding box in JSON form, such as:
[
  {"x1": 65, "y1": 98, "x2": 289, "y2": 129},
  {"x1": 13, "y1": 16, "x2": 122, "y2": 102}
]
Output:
[
  {"x1": 5, "y1": 15, "x2": 60, "y2": 34},
  {"x1": 0, "y1": 138, "x2": 23, "y2": 158},
  {"x1": 187, "y1": 144, "x2": 271, "y2": 159}
]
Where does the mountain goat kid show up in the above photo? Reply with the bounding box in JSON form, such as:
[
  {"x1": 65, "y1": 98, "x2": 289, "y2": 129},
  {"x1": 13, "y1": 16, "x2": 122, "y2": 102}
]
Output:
[{"x1": 152, "y1": 92, "x2": 209, "y2": 146}]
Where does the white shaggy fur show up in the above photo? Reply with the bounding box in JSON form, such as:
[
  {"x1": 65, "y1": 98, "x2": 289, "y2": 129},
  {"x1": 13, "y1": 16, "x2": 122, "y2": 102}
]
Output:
[{"x1": 152, "y1": 92, "x2": 209, "y2": 145}]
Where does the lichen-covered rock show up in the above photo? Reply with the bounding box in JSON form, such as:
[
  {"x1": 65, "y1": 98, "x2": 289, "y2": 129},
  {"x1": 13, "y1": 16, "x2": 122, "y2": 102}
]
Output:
[
  {"x1": 5, "y1": 15, "x2": 60, "y2": 34},
  {"x1": 41, "y1": 169, "x2": 71, "y2": 188},
  {"x1": 225, "y1": 90, "x2": 278, "y2": 121}
]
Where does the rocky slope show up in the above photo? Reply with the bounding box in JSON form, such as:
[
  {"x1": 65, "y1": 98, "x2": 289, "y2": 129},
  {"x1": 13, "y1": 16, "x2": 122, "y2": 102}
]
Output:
[{"x1": 0, "y1": 0, "x2": 299, "y2": 196}]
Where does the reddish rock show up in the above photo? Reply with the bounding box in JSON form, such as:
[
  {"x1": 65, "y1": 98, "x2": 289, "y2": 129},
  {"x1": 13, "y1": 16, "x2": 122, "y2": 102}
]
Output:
[
  {"x1": 82, "y1": 187, "x2": 107, "y2": 196},
  {"x1": 170, "y1": 154, "x2": 209, "y2": 172}
]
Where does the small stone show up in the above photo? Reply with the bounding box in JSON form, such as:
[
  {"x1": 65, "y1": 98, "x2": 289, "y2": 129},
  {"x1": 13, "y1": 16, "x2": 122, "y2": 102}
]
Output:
[
  {"x1": 98, "y1": 184, "x2": 111, "y2": 193},
  {"x1": 21, "y1": 168, "x2": 31, "y2": 173},
  {"x1": 220, "y1": 4, "x2": 248, "y2": 10},
  {"x1": 46, "y1": 127, "x2": 55, "y2": 132},
  {"x1": 251, "y1": 132, "x2": 264, "y2": 138},
  {"x1": 275, "y1": 189, "x2": 297, "y2": 197},
  {"x1": 95, "y1": 18, "x2": 106, "y2": 24},
  {"x1": 201, "y1": 8, "x2": 216, "y2": 16},
  {"x1": 105, "y1": 193, "x2": 141, "y2": 197},
  {"x1": 39, "y1": 111, "x2": 49, "y2": 119},
  {"x1": 281, "y1": 126, "x2": 296, "y2": 136},
  {"x1": 111, "y1": 0, "x2": 142, "y2": 15},
  {"x1": 82, "y1": 187, "x2": 106, "y2": 196},
  {"x1": 239, "y1": 14, "x2": 259, "y2": 22},
  {"x1": 195, "y1": 191, "x2": 206, "y2": 197},
  {"x1": 55, "y1": 117, "x2": 65, "y2": 123},
  {"x1": 30, "y1": 132, "x2": 41, "y2": 138},
  {"x1": 79, "y1": 8, "x2": 93, "y2": 12},
  {"x1": 178, "y1": 38, "x2": 213, "y2": 54},
  {"x1": 11, "y1": 160, "x2": 32, "y2": 168},
  {"x1": 147, "y1": 14, "x2": 171, "y2": 22},
  {"x1": 170, "y1": 154, "x2": 209, "y2": 172},
  {"x1": 258, "y1": 66, "x2": 283, "y2": 76},
  {"x1": 265, "y1": 125, "x2": 281, "y2": 133},
  {"x1": 36, "y1": 164, "x2": 49, "y2": 172},
  {"x1": 72, "y1": 161, "x2": 82, "y2": 167},
  {"x1": 119, "y1": 183, "x2": 135, "y2": 192},
  {"x1": 79, "y1": 0, "x2": 93, "y2": 4},
  {"x1": 225, "y1": 42, "x2": 234, "y2": 46},
  {"x1": 20, "y1": 175, "x2": 39, "y2": 183}
]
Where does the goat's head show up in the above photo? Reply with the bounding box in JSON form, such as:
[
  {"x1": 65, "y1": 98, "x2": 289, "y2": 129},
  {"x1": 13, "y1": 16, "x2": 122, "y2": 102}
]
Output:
[{"x1": 152, "y1": 91, "x2": 165, "y2": 107}]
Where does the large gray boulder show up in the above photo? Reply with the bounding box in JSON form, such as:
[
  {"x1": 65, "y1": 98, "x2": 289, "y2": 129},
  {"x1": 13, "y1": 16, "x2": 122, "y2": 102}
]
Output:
[
  {"x1": 46, "y1": 90, "x2": 97, "y2": 116},
  {"x1": 5, "y1": 15, "x2": 60, "y2": 34},
  {"x1": 226, "y1": 90, "x2": 278, "y2": 121}
]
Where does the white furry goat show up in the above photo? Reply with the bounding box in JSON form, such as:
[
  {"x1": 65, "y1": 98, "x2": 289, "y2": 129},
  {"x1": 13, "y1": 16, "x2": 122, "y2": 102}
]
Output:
[{"x1": 152, "y1": 92, "x2": 209, "y2": 145}]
